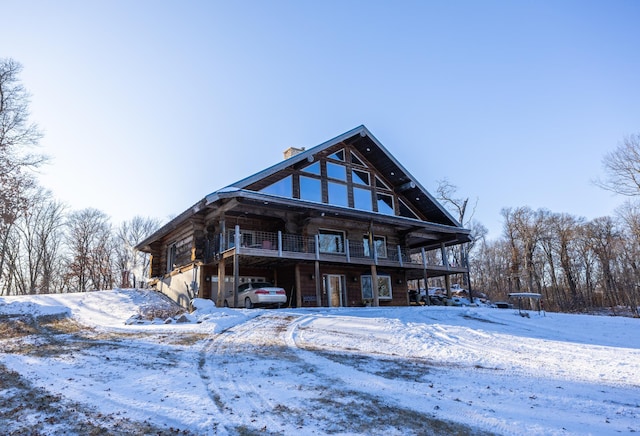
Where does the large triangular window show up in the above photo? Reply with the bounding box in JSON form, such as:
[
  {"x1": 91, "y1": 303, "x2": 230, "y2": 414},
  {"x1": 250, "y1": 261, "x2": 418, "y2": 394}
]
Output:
[
  {"x1": 351, "y1": 151, "x2": 367, "y2": 167},
  {"x1": 260, "y1": 175, "x2": 292, "y2": 198},
  {"x1": 375, "y1": 175, "x2": 391, "y2": 190},
  {"x1": 301, "y1": 161, "x2": 321, "y2": 175},
  {"x1": 329, "y1": 149, "x2": 345, "y2": 161}
]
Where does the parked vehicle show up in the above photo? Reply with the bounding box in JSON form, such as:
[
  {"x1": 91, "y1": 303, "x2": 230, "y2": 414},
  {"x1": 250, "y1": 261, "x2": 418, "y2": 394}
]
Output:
[{"x1": 224, "y1": 282, "x2": 287, "y2": 308}]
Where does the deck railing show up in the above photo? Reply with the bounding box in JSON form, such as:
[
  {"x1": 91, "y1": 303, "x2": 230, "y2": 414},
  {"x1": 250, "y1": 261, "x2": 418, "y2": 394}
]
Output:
[{"x1": 204, "y1": 227, "x2": 465, "y2": 270}]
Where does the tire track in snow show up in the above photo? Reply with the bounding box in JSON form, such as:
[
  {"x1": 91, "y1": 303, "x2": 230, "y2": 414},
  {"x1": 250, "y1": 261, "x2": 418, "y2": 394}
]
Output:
[{"x1": 198, "y1": 312, "x2": 489, "y2": 436}]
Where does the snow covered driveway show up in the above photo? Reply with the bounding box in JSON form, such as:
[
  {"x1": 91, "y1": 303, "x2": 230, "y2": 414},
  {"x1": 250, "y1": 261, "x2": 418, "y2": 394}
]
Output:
[
  {"x1": 198, "y1": 313, "x2": 482, "y2": 435},
  {"x1": 1, "y1": 290, "x2": 639, "y2": 435}
]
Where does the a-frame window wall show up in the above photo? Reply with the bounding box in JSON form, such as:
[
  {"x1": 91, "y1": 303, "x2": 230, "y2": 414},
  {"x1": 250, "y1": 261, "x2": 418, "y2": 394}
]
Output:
[{"x1": 260, "y1": 147, "x2": 419, "y2": 219}]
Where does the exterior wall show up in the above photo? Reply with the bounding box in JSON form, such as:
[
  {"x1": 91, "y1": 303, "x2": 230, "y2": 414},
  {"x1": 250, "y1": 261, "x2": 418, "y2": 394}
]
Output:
[
  {"x1": 294, "y1": 264, "x2": 408, "y2": 307},
  {"x1": 153, "y1": 264, "x2": 201, "y2": 309}
]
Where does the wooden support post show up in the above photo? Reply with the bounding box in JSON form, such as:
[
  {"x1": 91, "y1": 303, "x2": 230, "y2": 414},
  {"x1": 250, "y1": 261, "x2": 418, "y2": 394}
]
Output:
[
  {"x1": 371, "y1": 264, "x2": 379, "y2": 307},
  {"x1": 217, "y1": 259, "x2": 226, "y2": 307},
  {"x1": 220, "y1": 218, "x2": 226, "y2": 251},
  {"x1": 314, "y1": 261, "x2": 321, "y2": 307},
  {"x1": 295, "y1": 263, "x2": 302, "y2": 308},
  {"x1": 345, "y1": 239, "x2": 351, "y2": 263},
  {"x1": 421, "y1": 247, "x2": 430, "y2": 306},
  {"x1": 441, "y1": 243, "x2": 449, "y2": 270},
  {"x1": 278, "y1": 231, "x2": 283, "y2": 257},
  {"x1": 233, "y1": 225, "x2": 240, "y2": 307}
]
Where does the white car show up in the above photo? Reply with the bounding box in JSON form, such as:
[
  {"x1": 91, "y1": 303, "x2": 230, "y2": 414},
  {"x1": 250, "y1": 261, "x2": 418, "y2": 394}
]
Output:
[{"x1": 225, "y1": 282, "x2": 287, "y2": 308}]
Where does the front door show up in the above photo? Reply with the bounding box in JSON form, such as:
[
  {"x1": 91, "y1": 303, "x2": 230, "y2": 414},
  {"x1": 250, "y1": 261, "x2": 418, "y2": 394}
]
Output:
[{"x1": 323, "y1": 274, "x2": 344, "y2": 307}]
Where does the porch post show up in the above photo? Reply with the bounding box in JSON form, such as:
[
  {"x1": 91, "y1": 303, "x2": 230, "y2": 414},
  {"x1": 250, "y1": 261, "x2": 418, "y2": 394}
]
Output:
[
  {"x1": 277, "y1": 231, "x2": 283, "y2": 257},
  {"x1": 463, "y1": 244, "x2": 474, "y2": 304},
  {"x1": 216, "y1": 259, "x2": 226, "y2": 307},
  {"x1": 314, "y1": 260, "x2": 321, "y2": 307},
  {"x1": 345, "y1": 239, "x2": 351, "y2": 263},
  {"x1": 441, "y1": 243, "x2": 449, "y2": 270},
  {"x1": 421, "y1": 247, "x2": 430, "y2": 306},
  {"x1": 220, "y1": 217, "x2": 226, "y2": 251},
  {"x1": 295, "y1": 263, "x2": 302, "y2": 308},
  {"x1": 233, "y1": 225, "x2": 240, "y2": 307},
  {"x1": 371, "y1": 264, "x2": 379, "y2": 307}
]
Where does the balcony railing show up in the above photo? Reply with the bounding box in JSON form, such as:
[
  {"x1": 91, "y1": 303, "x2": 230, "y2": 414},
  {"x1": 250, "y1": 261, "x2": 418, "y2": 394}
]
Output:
[{"x1": 204, "y1": 227, "x2": 466, "y2": 271}]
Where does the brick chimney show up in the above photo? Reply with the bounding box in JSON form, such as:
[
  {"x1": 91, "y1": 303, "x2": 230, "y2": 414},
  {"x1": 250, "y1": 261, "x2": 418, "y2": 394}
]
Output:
[{"x1": 283, "y1": 146, "x2": 305, "y2": 160}]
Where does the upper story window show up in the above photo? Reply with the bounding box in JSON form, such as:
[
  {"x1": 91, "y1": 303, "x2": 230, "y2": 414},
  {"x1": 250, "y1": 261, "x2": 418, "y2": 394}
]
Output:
[
  {"x1": 351, "y1": 151, "x2": 366, "y2": 167},
  {"x1": 377, "y1": 193, "x2": 395, "y2": 215},
  {"x1": 375, "y1": 176, "x2": 391, "y2": 190},
  {"x1": 328, "y1": 181, "x2": 348, "y2": 207},
  {"x1": 300, "y1": 176, "x2": 322, "y2": 203},
  {"x1": 363, "y1": 235, "x2": 387, "y2": 259},
  {"x1": 352, "y1": 169, "x2": 370, "y2": 186},
  {"x1": 329, "y1": 149, "x2": 345, "y2": 161},
  {"x1": 260, "y1": 175, "x2": 292, "y2": 197},
  {"x1": 326, "y1": 162, "x2": 346, "y2": 181},
  {"x1": 353, "y1": 186, "x2": 372, "y2": 210},
  {"x1": 301, "y1": 161, "x2": 321, "y2": 175},
  {"x1": 318, "y1": 229, "x2": 345, "y2": 254},
  {"x1": 251, "y1": 146, "x2": 409, "y2": 219}
]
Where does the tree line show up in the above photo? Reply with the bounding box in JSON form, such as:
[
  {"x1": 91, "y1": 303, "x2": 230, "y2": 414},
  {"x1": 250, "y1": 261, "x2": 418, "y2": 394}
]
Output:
[
  {"x1": 437, "y1": 134, "x2": 640, "y2": 316},
  {"x1": 0, "y1": 58, "x2": 160, "y2": 295},
  {"x1": 469, "y1": 204, "x2": 640, "y2": 316},
  {"x1": 2, "y1": 57, "x2": 639, "y2": 314},
  {"x1": 0, "y1": 191, "x2": 159, "y2": 295}
]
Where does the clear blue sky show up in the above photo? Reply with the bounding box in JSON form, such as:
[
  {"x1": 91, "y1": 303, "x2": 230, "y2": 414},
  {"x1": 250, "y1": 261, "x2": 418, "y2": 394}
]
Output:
[{"x1": 3, "y1": 0, "x2": 639, "y2": 239}]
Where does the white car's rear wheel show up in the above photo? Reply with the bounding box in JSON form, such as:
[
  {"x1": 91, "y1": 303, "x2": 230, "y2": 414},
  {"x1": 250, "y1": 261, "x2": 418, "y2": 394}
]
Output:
[{"x1": 245, "y1": 297, "x2": 253, "y2": 309}]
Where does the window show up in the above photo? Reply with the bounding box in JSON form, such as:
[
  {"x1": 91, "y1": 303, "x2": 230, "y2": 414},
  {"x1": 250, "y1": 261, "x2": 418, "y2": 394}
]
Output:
[
  {"x1": 353, "y1": 187, "x2": 372, "y2": 211},
  {"x1": 377, "y1": 193, "x2": 395, "y2": 215},
  {"x1": 328, "y1": 181, "x2": 348, "y2": 207},
  {"x1": 326, "y1": 162, "x2": 346, "y2": 181},
  {"x1": 375, "y1": 176, "x2": 391, "y2": 190},
  {"x1": 352, "y1": 169, "x2": 370, "y2": 185},
  {"x1": 260, "y1": 175, "x2": 292, "y2": 197},
  {"x1": 300, "y1": 176, "x2": 322, "y2": 202},
  {"x1": 301, "y1": 162, "x2": 321, "y2": 175},
  {"x1": 329, "y1": 149, "x2": 345, "y2": 161},
  {"x1": 363, "y1": 235, "x2": 387, "y2": 259},
  {"x1": 351, "y1": 151, "x2": 366, "y2": 167},
  {"x1": 361, "y1": 275, "x2": 392, "y2": 300},
  {"x1": 166, "y1": 243, "x2": 177, "y2": 271},
  {"x1": 318, "y1": 229, "x2": 345, "y2": 254}
]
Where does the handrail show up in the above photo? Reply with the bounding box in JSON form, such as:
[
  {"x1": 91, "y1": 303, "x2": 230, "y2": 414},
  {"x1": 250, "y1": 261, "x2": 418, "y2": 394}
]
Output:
[{"x1": 204, "y1": 228, "x2": 461, "y2": 269}]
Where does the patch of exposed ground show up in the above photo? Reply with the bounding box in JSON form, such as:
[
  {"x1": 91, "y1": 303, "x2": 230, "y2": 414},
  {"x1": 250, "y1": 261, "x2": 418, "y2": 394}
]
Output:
[
  {"x1": 0, "y1": 315, "x2": 205, "y2": 435},
  {"x1": 0, "y1": 363, "x2": 195, "y2": 436}
]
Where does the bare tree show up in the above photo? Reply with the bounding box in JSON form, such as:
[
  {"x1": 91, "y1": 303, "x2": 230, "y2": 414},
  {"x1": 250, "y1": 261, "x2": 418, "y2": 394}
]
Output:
[
  {"x1": 0, "y1": 58, "x2": 46, "y2": 289},
  {"x1": 114, "y1": 216, "x2": 161, "y2": 288},
  {"x1": 596, "y1": 133, "x2": 640, "y2": 196},
  {"x1": 66, "y1": 208, "x2": 115, "y2": 292},
  {"x1": 2, "y1": 189, "x2": 66, "y2": 295}
]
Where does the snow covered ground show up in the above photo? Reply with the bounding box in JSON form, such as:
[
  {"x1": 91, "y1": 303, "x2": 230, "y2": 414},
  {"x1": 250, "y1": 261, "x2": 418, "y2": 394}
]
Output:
[{"x1": 1, "y1": 289, "x2": 638, "y2": 435}]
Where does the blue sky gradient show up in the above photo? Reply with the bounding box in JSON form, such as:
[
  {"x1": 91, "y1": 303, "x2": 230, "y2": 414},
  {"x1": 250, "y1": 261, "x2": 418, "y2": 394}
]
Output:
[{"x1": 3, "y1": 0, "x2": 639, "y2": 238}]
